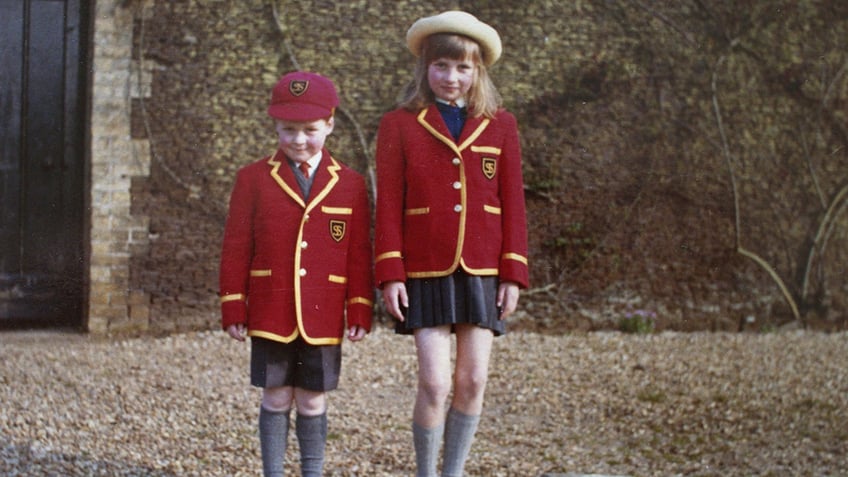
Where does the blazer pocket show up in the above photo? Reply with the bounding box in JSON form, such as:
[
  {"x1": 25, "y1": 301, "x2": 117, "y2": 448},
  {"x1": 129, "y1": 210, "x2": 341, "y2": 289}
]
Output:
[
  {"x1": 471, "y1": 146, "x2": 501, "y2": 180},
  {"x1": 471, "y1": 146, "x2": 502, "y2": 155},
  {"x1": 321, "y1": 206, "x2": 353, "y2": 215},
  {"x1": 404, "y1": 207, "x2": 430, "y2": 216},
  {"x1": 483, "y1": 204, "x2": 502, "y2": 215},
  {"x1": 328, "y1": 274, "x2": 347, "y2": 284},
  {"x1": 248, "y1": 269, "x2": 273, "y2": 294}
]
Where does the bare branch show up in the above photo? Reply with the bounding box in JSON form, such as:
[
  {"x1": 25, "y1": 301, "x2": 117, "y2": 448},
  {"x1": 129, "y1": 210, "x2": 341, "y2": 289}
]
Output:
[
  {"x1": 802, "y1": 184, "x2": 848, "y2": 299},
  {"x1": 270, "y1": 0, "x2": 375, "y2": 197},
  {"x1": 821, "y1": 58, "x2": 847, "y2": 109},
  {"x1": 711, "y1": 53, "x2": 742, "y2": 248},
  {"x1": 270, "y1": 0, "x2": 301, "y2": 70},
  {"x1": 738, "y1": 247, "x2": 801, "y2": 322},
  {"x1": 801, "y1": 132, "x2": 827, "y2": 208},
  {"x1": 523, "y1": 283, "x2": 557, "y2": 296},
  {"x1": 632, "y1": 1, "x2": 698, "y2": 47}
]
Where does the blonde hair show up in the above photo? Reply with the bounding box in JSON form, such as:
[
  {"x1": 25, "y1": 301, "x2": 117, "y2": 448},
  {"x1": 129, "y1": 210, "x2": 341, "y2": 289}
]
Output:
[{"x1": 399, "y1": 33, "x2": 502, "y2": 118}]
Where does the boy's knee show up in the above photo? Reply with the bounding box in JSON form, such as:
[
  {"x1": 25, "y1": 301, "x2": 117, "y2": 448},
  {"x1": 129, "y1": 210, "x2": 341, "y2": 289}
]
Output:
[
  {"x1": 262, "y1": 386, "x2": 294, "y2": 412},
  {"x1": 294, "y1": 388, "x2": 327, "y2": 415}
]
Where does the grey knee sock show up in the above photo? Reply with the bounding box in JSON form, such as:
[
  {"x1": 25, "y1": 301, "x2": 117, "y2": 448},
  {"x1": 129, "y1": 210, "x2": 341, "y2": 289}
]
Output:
[
  {"x1": 296, "y1": 412, "x2": 327, "y2": 477},
  {"x1": 441, "y1": 408, "x2": 480, "y2": 477},
  {"x1": 413, "y1": 421, "x2": 444, "y2": 477},
  {"x1": 259, "y1": 406, "x2": 290, "y2": 477}
]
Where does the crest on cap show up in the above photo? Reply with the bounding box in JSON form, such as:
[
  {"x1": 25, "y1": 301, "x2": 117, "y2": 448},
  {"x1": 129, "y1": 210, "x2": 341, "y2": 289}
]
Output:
[
  {"x1": 289, "y1": 80, "x2": 309, "y2": 97},
  {"x1": 268, "y1": 71, "x2": 339, "y2": 121}
]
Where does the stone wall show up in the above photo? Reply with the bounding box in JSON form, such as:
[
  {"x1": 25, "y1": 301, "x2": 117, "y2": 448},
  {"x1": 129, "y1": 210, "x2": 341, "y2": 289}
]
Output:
[{"x1": 85, "y1": 0, "x2": 848, "y2": 334}]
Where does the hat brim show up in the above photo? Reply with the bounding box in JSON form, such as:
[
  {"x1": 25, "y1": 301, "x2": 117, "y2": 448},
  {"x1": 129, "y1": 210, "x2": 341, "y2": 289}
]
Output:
[
  {"x1": 267, "y1": 104, "x2": 334, "y2": 122},
  {"x1": 406, "y1": 11, "x2": 502, "y2": 66}
]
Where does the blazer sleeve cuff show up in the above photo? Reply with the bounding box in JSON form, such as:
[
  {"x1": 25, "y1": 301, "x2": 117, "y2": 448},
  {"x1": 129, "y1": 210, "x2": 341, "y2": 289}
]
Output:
[
  {"x1": 375, "y1": 253, "x2": 406, "y2": 288},
  {"x1": 346, "y1": 298, "x2": 374, "y2": 333},
  {"x1": 221, "y1": 295, "x2": 247, "y2": 330},
  {"x1": 499, "y1": 254, "x2": 529, "y2": 289}
]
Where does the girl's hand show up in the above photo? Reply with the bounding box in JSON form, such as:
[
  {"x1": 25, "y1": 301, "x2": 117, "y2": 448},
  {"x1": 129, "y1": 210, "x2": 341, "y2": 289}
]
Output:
[
  {"x1": 348, "y1": 325, "x2": 367, "y2": 341},
  {"x1": 382, "y1": 281, "x2": 409, "y2": 322},
  {"x1": 497, "y1": 282, "x2": 520, "y2": 320},
  {"x1": 227, "y1": 323, "x2": 247, "y2": 341}
]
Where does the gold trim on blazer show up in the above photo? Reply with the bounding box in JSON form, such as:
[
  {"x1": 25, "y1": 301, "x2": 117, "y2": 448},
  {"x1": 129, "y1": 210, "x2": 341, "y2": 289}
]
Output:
[
  {"x1": 349, "y1": 296, "x2": 374, "y2": 306},
  {"x1": 502, "y1": 252, "x2": 528, "y2": 264},
  {"x1": 294, "y1": 156, "x2": 342, "y2": 344},
  {"x1": 405, "y1": 207, "x2": 430, "y2": 215},
  {"x1": 483, "y1": 205, "x2": 502, "y2": 215},
  {"x1": 376, "y1": 251, "x2": 402, "y2": 262},
  {"x1": 470, "y1": 145, "x2": 501, "y2": 155},
  {"x1": 249, "y1": 329, "x2": 300, "y2": 343},
  {"x1": 321, "y1": 206, "x2": 353, "y2": 215},
  {"x1": 409, "y1": 108, "x2": 493, "y2": 278},
  {"x1": 220, "y1": 293, "x2": 246, "y2": 303}
]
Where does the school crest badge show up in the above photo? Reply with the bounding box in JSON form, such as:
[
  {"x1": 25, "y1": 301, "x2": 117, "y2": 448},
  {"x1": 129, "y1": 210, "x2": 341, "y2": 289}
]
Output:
[
  {"x1": 329, "y1": 220, "x2": 346, "y2": 242},
  {"x1": 482, "y1": 157, "x2": 497, "y2": 179},
  {"x1": 289, "y1": 80, "x2": 309, "y2": 96}
]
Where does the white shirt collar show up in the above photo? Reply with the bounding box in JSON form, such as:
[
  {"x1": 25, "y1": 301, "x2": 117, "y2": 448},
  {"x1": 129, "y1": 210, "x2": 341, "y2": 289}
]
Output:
[
  {"x1": 435, "y1": 97, "x2": 466, "y2": 108},
  {"x1": 299, "y1": 151, "x2": 322, "y2": 175}
]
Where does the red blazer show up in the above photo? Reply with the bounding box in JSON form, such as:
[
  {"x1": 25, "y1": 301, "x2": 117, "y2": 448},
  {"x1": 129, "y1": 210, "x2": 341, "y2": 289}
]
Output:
[
  {"x1": 375, "y1": 105, "x2": 529, "y2": 288},
  {"x1": 219, "y1": 149, "x2": 373, "y2": 345}
]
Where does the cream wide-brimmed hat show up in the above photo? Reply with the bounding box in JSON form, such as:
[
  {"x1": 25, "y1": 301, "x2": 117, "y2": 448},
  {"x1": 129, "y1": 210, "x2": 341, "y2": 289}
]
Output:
[{"x1": 406, "y1": 10, "x2": 502, "y2": 66}]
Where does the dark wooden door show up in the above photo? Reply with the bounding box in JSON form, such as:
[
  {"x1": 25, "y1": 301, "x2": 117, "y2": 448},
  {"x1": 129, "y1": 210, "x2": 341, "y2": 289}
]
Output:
[{"x1": 0, "y1": 0, "x2": 88, "y2": 328}]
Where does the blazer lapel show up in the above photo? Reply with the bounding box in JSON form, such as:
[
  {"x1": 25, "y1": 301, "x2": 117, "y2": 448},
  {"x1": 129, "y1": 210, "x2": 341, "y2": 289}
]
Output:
[
  {"x1": 304, "y1": 150, "x2": 340, "y2": 213},
  {"x1": 267, "y1": 149, "x2": 307, "y2": 208},
  {"x1": 417, "y1": 105, "x2": 490, "y2": 156}
]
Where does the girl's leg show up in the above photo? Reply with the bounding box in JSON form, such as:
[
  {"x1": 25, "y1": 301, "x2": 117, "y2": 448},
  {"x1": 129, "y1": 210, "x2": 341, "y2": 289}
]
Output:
[
  {"x1": 293, "y1": 388, "x2": 328, "y2": 477},
  {"x1": 412, "y1": 325, "x2": 453, "y2": 477},
  {"x1": 413, "y1": 325, "x2": 453, "y2": 426},
  {"x1": 260, "y1": 386, "x2": 294, "y2": 477},
  {"x1": 451, "y1": 324, "x2": 494, "y2": 414},
  {"x1": 442, "y1": 324, "x2": 494, "y2": 477}
]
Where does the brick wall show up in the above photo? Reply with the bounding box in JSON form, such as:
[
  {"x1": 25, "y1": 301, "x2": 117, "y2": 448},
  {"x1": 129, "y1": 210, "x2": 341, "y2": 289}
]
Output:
[{"x1": 88, "y1": 0, "x2": 153, "y2": 333}]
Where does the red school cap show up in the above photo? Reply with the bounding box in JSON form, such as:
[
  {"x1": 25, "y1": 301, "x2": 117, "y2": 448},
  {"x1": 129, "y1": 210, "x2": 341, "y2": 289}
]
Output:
[{"x1": 267, "y1": 71, "x2": 339, "y2": 121}]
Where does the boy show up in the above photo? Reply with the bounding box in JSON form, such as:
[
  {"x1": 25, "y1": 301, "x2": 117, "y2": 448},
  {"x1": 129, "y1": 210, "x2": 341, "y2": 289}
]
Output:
[{"x1": 219, "y1": 71, "x2": 373, "y2": 476}]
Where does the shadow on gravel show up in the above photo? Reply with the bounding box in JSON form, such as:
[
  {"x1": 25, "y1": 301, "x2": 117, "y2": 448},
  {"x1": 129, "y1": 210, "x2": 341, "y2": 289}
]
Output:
[{"x1": 1, "y1": 443, "x2": 177, "y2": 477}]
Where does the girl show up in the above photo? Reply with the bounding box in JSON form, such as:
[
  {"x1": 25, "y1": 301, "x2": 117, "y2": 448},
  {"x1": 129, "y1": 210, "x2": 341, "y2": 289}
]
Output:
[{"x1": 374, "y1": 11, "x2": 529, "y2": 477}]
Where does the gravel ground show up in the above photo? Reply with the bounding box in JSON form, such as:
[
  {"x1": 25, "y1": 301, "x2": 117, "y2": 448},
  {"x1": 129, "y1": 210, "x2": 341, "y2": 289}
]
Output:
[{"x1": 1, "y1": 325, "x2": 846, "y2": 476}]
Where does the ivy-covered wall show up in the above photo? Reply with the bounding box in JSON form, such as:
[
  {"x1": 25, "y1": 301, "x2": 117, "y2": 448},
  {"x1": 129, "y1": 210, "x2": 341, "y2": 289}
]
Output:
[{"x1": 127, "y1": 0, "x2": 848, "y2": 333}]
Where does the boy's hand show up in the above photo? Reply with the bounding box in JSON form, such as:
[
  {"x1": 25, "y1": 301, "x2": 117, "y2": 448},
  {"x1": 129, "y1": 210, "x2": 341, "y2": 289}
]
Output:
[
  {"x1": 382, "y1": 281, "x2": 408, "y2": 321},
  {"x1": 348, "y1": 325, "x2": 367, "y2": 341},
  {"x1": 227, "y1": 323, "x2": 247, "y2": 342}
]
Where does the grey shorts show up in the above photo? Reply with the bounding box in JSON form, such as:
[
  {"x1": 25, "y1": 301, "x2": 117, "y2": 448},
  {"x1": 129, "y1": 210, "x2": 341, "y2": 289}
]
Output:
[{"x1": 250, "y1": 337, "x2": 342, "y2": 392}]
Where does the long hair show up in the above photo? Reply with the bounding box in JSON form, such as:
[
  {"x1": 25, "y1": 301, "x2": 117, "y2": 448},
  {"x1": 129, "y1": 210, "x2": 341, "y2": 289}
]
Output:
[{"x1": 399, "y1": 33, "x2": 502, "y2": 118}]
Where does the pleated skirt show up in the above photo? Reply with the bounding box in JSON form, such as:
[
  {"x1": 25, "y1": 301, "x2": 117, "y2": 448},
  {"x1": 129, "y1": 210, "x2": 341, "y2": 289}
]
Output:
[{"x1": 394, "y1": 269, "x2": 505, "y2": 336}]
